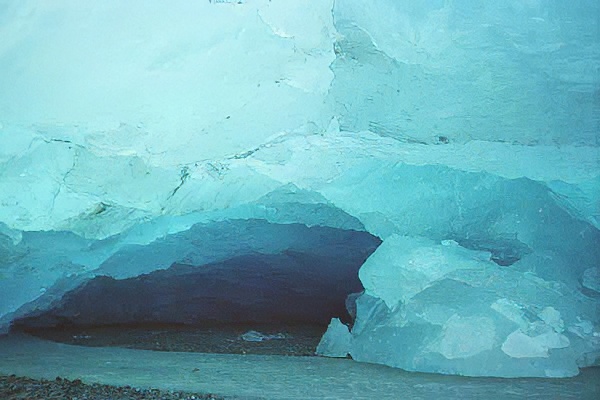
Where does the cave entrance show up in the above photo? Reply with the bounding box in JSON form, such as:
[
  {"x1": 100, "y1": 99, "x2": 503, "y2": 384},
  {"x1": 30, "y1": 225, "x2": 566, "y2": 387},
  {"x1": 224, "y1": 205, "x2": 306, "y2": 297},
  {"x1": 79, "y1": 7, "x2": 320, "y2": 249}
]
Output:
[{"x1": 12, "y1": 220, "x2": 381, "y2": 356}]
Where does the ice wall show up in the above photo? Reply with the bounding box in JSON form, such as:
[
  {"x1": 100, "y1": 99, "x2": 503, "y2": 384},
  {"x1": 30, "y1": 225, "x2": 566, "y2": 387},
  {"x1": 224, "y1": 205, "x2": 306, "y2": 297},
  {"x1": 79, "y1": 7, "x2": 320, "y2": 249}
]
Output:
[
  {"x1": 0, "y1": 0, "x2": 599, "y2": 377},
  {"x1": 332, "y1": 0, "x2": 600, "y2": 146}
]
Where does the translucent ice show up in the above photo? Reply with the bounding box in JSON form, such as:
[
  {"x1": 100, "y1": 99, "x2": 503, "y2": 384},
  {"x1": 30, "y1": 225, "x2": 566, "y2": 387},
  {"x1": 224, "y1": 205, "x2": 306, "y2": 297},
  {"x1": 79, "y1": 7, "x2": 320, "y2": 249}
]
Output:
[
  {"x1": 322, "y1": 236, "x2": 598, "y2": 377},
  {"x1": 0, "y1": 0, "x2": 598, "y2": 379},
  {"x1": 316, "y1": 318, "x2": 351, "y2": 358}
]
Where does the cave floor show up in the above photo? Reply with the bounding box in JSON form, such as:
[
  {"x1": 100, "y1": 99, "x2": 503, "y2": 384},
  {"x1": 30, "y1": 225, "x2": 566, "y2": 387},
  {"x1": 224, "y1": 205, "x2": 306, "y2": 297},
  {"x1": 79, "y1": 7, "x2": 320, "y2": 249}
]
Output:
[
  {"x1": 20, "y1": 323, "x2": 324, "y2": 357},
  {"x1": 0, "y1": 334, "x2": 598, "y2": 400}
]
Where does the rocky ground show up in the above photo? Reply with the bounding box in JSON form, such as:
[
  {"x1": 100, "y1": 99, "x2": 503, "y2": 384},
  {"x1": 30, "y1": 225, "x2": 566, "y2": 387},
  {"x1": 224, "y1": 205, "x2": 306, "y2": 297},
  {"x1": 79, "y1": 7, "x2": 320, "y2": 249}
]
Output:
[
  {"x1": 0, "y1": 374, "x2": 226, "y2": 400},
  {"x1": 20, "y1": 323, "x2": 325, "y2": 356}
]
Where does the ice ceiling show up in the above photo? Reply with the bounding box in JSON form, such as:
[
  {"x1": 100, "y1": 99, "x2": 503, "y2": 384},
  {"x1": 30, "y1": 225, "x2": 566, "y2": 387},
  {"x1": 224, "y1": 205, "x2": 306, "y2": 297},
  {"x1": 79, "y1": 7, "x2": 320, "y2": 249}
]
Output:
[{"x1": 0, "y1": 0, "x2": 599, "y2": 378}]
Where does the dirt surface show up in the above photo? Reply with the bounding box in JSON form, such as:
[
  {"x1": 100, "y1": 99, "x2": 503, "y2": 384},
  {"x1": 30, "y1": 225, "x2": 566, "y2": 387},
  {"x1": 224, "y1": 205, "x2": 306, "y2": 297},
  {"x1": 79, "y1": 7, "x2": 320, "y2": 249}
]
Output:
[{"x1": 19, "y1": 323, "x2": 326, "y2": 357}]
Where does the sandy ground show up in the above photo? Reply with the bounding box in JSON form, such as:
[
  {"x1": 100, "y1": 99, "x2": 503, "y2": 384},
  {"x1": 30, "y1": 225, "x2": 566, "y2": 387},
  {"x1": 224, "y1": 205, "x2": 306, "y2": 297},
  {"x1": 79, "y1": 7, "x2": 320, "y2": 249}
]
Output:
[{"x1": 0, "y1": 333, "x2": 599, "y2": 400}]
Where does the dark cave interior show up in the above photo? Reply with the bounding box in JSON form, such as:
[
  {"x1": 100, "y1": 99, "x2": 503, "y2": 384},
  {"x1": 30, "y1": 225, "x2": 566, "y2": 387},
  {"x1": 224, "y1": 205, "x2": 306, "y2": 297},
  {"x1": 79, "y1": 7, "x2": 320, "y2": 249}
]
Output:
[{"x1": 12, "y1": 223, "x2": 382, "y2": 336}]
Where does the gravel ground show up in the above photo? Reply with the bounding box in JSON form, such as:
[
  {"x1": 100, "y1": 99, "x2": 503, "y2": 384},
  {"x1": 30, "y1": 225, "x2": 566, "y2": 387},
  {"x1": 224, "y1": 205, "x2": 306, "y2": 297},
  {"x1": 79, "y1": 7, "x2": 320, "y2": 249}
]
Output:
[
  {"x1": 20, "y1": 323, "x2": 325, "y2": 357},
  {"x1": 0, "y1": 374, "x2": 226, "y2": 400}
]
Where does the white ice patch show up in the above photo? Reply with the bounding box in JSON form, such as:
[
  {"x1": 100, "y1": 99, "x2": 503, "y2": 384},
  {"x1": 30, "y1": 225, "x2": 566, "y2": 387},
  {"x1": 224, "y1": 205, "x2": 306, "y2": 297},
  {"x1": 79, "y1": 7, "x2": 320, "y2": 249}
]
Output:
[
  {"x1": 502, "y1": 329, "x2": 570, "y2": 358},
  {"x1": 240, "y1": 330, "x2": 286, "y2": 342},
  {"x1": 539, "y1": 307, "x2": 564, "y2": 333}
]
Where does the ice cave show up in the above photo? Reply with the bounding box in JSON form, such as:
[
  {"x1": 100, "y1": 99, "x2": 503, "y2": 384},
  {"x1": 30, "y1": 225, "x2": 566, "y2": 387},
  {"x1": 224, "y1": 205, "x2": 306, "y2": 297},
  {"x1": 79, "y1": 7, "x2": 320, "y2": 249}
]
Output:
[{"x1": 0, "y1": 0, "x2": 599, "y2": 398}]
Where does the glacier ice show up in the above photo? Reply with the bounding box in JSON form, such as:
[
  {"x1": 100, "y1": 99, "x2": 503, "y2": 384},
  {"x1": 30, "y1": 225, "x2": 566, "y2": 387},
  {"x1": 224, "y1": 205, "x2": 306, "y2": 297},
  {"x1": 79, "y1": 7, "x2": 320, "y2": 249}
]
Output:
[
  {"x1": 582, "y1": 268, "x2": 600, "y2": 294},
  {"x1": 1, "y1": 0, "x2": 599, "y2": 378},
  {"x1": 332, "y1": 236, "x2": 597, "y2": 377},
  {"x1": 316, "y1": 318, "x2": 352, "y2": 358}
]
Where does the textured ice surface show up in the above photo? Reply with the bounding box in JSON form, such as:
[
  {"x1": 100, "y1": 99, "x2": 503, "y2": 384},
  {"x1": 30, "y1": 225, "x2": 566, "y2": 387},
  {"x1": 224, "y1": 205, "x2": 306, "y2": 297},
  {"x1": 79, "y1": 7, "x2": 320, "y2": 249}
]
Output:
[
  {"x1": 326, "y1": 235, "x2": 599, "y2": 377},
  {"x1": 1, "y1": 0, "x2": 599, "y2": 378},
  {"x1": 332, "y1": 0, "x2": 600, "y2": 146},
  {"x1": 582, "y1": 268, "x2": 600, "y2": 293}
]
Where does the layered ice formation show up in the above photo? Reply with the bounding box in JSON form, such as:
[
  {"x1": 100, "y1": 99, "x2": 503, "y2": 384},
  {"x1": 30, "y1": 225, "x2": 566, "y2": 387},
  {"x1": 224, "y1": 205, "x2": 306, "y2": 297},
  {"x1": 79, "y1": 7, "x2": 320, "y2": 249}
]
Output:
[{"x1": 1, "y1": 0, "x2": 599, "y2": 377}]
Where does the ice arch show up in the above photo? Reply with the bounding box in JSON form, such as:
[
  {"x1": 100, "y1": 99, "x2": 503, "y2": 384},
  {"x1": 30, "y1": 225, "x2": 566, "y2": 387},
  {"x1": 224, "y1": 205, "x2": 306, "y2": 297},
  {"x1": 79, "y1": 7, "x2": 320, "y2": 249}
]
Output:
[
  {"x1": 1, "y1": 0, "x2": 599, "y2": 378},
  {"x1": 11, "y1": 219, "x2": 381, "y2": 328}
]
